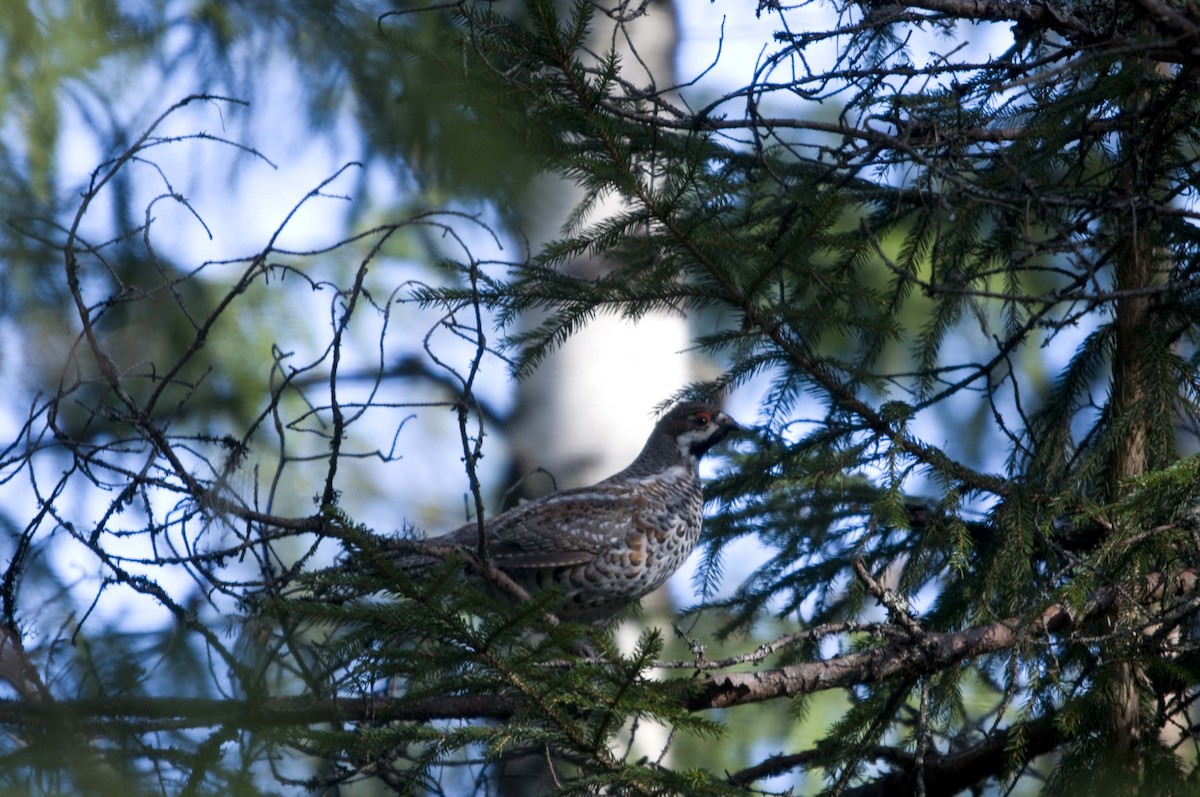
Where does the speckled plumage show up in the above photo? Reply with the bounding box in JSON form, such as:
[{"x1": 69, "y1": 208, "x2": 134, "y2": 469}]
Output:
[{"x1": 432, "y1": 401, "x2": 739, "y2": 620}]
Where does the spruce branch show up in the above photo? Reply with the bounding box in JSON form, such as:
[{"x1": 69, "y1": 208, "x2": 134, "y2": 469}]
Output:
[{"x1": 687, "y1": 567, "x2": 1200, "y2": 711}]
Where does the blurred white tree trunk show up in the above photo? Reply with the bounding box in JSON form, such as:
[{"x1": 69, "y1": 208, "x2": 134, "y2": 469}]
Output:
[
  {"x1": 511, "y1": 0, "x2": 688, "y2": 492},
  {"x1": 504, "y1": 0, "x2": 688, "y2": 788}
]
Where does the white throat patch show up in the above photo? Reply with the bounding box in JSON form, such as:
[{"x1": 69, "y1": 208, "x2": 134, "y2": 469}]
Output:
[{"x1": 675, "y1": 427, "x2": 716, "y2": 463}]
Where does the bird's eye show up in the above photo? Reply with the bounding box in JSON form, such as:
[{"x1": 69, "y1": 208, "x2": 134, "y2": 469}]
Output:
[{"x1": 695, "y1": 411, "x2": 712, "y2": 426}]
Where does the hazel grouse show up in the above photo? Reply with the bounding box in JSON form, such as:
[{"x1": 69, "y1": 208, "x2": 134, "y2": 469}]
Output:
[{"x1": 418, "y1": 401, "x2": 739, "y2": 621}]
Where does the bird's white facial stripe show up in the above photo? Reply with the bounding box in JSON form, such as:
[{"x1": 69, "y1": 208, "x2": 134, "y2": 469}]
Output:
[{"x1": 676, "y1": 426, "x2": 718, "y2": 458}]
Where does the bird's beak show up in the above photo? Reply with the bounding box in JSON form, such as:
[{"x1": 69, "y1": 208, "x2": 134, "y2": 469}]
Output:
[
  {"x1": 717, "y1": 411, "x2": 743, "y2": 433},
  {"x1": 711, "y1": 411, "x2": 743, "y2": 446}
]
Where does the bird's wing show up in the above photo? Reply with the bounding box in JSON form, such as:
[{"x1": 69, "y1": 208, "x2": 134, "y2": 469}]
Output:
[{"x1": 448, "y1": 487, "x2": 635, "y2": 570}]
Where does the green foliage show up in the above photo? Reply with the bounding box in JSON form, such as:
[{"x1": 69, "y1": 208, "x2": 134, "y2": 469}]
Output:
[
  {"x1": 5, "y1": 0, "x2": 1200, "y2": 794},
  {"x1": 395, "y1": 0, "x2": 1200, "y2": 792}
]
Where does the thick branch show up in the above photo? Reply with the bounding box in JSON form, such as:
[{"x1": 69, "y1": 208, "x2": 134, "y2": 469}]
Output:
[
  {"x1": 897, "y1": 0, "x2": 1092, "y2": 34},
  {"x1": 838, "y1": 711, "x2": 1062, "y2": 797},
  {"x1": 686, "y1": 568, "x2": 1200, "y2": 710},
  {"x1": 0, "y1": 694, "x2": 517, "y2": 729}
]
